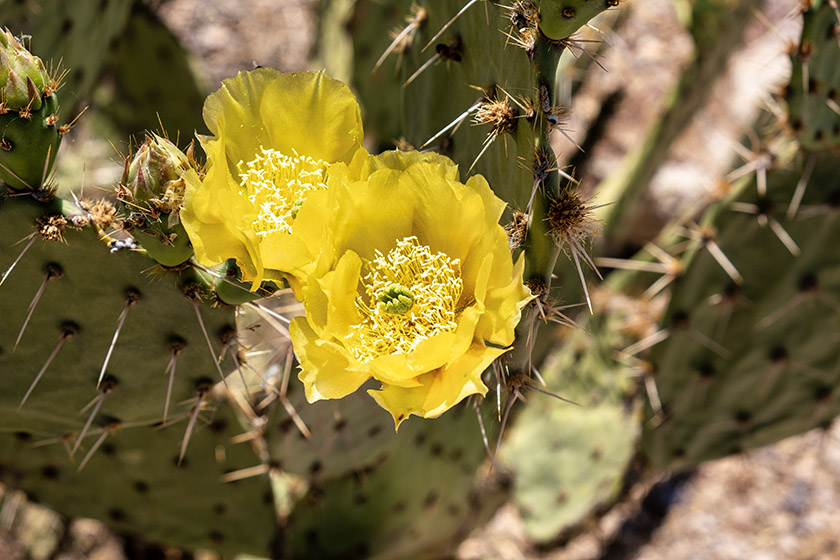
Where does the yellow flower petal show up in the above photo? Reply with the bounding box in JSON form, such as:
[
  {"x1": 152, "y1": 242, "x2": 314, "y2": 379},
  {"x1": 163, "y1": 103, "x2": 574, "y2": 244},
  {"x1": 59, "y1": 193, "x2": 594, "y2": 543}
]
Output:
[
  {"x1": 368, "y1": 343, "x2": 502, "y2": 429},
  {"x1": 182, "y1": 69, "x2": 366, "y2": 289},
  {"x1": 290, "y1": 317, "x2": 370, "y2": 401},
  {"x1": 292, "y1": 150, "x2": 532, "y2": 425}
]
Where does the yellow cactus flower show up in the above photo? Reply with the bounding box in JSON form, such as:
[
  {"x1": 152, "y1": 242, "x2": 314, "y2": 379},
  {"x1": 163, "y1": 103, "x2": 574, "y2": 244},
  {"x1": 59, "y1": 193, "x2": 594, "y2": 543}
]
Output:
[
  {"x1": 181, "y1": 68, "x2": 366, "y2": 290},
  {"x1": 289, "y1": 151, "x2": 533, "y2": 428}
]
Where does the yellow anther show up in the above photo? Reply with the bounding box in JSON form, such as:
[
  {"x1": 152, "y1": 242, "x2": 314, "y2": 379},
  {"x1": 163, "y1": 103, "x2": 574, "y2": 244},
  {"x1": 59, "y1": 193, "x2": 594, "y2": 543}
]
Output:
[
  {"x1": 237, "y1": 148, "x2": 328, "y2": 236},
  {"x1": 346, "y1": 236, "x2": 463, "y2": 362}
]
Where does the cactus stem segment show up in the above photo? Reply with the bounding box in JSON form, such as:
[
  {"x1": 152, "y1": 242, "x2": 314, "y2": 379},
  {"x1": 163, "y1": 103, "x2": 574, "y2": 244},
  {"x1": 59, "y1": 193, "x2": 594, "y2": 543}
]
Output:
[
  {"x1": 17, "y1": 322, "x2": 77, "y2": 410},
  {"x1": 14, "y1": 262, "x2": 63, "y2": 350},
  {"x1": 97, "y1": 289, "x2": 140, "y2": 388}
]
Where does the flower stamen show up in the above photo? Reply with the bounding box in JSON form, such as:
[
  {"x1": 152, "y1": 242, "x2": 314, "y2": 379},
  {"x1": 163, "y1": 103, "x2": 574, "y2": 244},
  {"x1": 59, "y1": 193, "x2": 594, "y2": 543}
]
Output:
[
  {"x1": 347, "y1": 236, "x2": 463, "y2": 362},
  {"x1": 237, "y1": 148, "x2": 328, "y2": 236}
]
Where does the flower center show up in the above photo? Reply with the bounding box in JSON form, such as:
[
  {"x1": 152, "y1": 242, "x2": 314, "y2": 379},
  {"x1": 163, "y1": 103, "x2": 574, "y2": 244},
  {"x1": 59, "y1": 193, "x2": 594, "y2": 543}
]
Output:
[
  {"x1": 346, "y1": 236, "x2": 463, "y2": 363},
  {"x1": 237, "y1": 147, "x2": 328, "y2": 236}
]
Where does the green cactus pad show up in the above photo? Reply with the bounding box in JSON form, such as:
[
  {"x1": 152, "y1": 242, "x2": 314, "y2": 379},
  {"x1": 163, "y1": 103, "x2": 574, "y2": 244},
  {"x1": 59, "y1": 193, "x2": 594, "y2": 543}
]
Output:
[
  {"x1": 0, "y1": 93, "x2": 61, "y2": 190},
  {"x1": 0, "y1": 190, "x2": 237, "y2": 438},
  {"x1": 642, "y1": 151, "x2": 840, "y2": 469},
  {"x1": 786, "y1": 0, "x2": 840, "y2": 151},
  {"x1": 535, "y1": 0, "x2": 617, "y2": 42},
  {"x1": 500, "y1": 315, "x2": 639, "y2": 542},
  {"x1": 278, "y1": 397, "x2": 505, "y2": 559},
  {"x1": 0, "y1": 402, "x2": 277, "y2": 555}
]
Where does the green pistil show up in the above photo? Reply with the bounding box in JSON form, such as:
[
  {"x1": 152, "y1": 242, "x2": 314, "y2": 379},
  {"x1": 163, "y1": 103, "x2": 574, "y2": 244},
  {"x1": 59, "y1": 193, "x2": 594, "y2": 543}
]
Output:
[{"x1": 378, "y1": 284, "x2": 415, "y2": 315}]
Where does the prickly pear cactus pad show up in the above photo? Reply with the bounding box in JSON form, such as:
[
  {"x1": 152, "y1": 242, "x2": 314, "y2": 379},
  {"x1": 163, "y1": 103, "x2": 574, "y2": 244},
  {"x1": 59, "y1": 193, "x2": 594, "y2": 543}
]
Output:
[
  {"x1": 500, "y1": 311, "x2": 639, "y2": 543},
  {"x1": 0, "y1": 400, "x2": 277, "y2": 555},
  {"x1": 277, "y1": 397, "x2": 505, "y2": 560},
  {"x1": 641, "y1": 150, "x2": 840, "y2": 470},
  {"x1": 0, "y1": 189, "x2": 281, "y2": 553},
  {"x1": 0, "y1": 192, "x2": 239, "y2": 431},
  {"x1": 785, "y1": 0, "x2": 840, "y2": 151},
  {"x1": 0, "y1": 28, "x2": 64, "y2": 190}
]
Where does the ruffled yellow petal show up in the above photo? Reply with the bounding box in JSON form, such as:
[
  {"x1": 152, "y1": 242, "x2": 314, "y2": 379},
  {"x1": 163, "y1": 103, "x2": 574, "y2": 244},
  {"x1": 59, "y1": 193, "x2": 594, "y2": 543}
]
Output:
[
  {"x1": 291, "y1": 149, "x2": 532, "y2": 426},
  {"x1": 182, "y1": 69, "x2": 366, "y2": 289},
  {"x1": 180, "y1": 165, "x2": 264, "y2": 280},
  {"x1": 368, "y1": 343, "x2": 503, "y2": 429},
  {"x1": 290, "y1": 317, "x2": 370, "y2": 401},
  {"x1": 203, "y1": 69, "x2": 363, "y2": 168}
]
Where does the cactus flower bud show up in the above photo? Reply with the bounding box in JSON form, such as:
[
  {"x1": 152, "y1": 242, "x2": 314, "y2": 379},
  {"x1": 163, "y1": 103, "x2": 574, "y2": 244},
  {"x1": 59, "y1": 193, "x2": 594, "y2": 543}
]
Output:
[
  {"x1": 0, "y1": 28, "x2": 63, "y2": 191},
  {"x1": 118, "y1": 133, "x2": 198, "y2": 267}
]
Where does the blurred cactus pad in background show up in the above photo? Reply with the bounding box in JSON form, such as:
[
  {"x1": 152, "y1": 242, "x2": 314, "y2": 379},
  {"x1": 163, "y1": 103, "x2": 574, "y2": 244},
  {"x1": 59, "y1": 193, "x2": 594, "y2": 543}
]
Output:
[{"x1": 0, "y1": 1, "x2": 839, "y2": 559}]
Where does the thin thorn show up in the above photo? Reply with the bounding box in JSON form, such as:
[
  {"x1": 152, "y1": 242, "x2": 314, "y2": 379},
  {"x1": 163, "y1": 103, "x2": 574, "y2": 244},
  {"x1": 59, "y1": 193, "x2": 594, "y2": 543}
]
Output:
[
  {"x1": 403, "y1": 53, "x2": 440, "y2": 87},
  {"x1": 77, "y1": 425, "x2": 115, "y2": 472},
  {"x1": 705, "y1": 240, "x2": 743, "y2": 284},
  {"x1": 18, "y1": 325, "x2": 75, "y2": 410},
  {"x1": 474, "y1": 402, "x2": 492, "y2": 461},
  {"x1": 98, "y1": 296, "x2": 136, "y2": 388},
  {"x1": 71, "y1": 385, "x2": 112, "y2": 458},
  {"x1": 468, "y1": 134, "x2": 497, "y2": 174},
  {"x1": 787, "y1": 153, "x2": 816, "y2": 219},
  {"x1": 0, "y1": 236, "x2": 36, "y2": 287},
  {"x1": 621, "y1": 329, "x2": 670, "y2": 357},
  {"x1": 0, "y1": 160, "x2": 31, "y2": 190},
  {"x1": 221, "y1": 464, "x2": 271, "y2": 483},
  {"x1": 643, "y1": 371, "x2": 663, "y2": 415},
  {"x1": 162, "y1": 346, "x2": 182, "y2": 424},
  {"x1": 422, "y1": 0, "x2": 479, "y2": 51},
  {"x1": 374, "y1": 22, "x2": 418, "y2": 73},
  {"x1": 192, "y1": 300, "x2": 229, "y2": 387},
  {"x1": 768, "y1": 218, "x2": 800, "y2": 256},
  {"x1": 492, "y1": 389, "x2": 519, "y2": 465},
  {"x1": 179, "y1": 388, "x2": 207, "y2": 466},
  {"x1": 14, "y1": 265, "x2": 61, "y2": 351},
  {"x1": 421, "y1": 102, "x2": 481, "y2": 149},
  {"x1": 569, "y1": 241, "x2": 594, "y2": 314}
]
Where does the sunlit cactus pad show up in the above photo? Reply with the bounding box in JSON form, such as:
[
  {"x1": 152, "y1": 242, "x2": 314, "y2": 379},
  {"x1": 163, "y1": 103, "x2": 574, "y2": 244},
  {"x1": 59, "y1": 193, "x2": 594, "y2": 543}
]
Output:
[
  {"x1": 501, "y1": 313, "x2": 639, "y2": 542},
  {"x1": 0, "y1": 190, "x2": 237, "y2": 433},
  {"x1": 0, "y1": 403, "x2": 277, "y2": 555},
  {"x1": 643, "y1": 152, "x2": 840, "y2": 469},
  {"x1": 785, "y1": 0, "x2": 840, "y2": 151}
]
